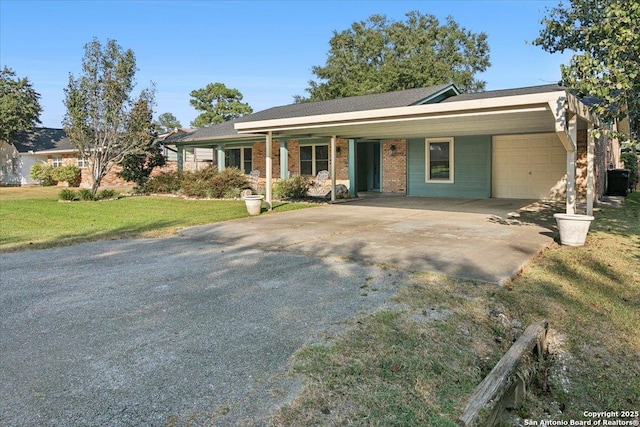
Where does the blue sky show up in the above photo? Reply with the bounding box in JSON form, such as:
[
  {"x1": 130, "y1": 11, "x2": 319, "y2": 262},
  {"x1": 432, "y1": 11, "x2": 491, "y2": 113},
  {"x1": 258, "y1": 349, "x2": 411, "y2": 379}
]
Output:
[{"x1": 0, "y1": 0, "x2": 571, "y2": 129}]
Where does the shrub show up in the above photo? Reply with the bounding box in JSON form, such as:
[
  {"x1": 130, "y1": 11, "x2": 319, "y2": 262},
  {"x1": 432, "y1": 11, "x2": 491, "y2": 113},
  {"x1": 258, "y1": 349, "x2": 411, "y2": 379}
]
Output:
[
  {"x1": 78, "y1": 188, "x2": 95, "y2": 201},
  {"x1": 58, "y1": 189, "x2": 78, "y2": 201},
  {"x1": 145, "y1": 171, "x2": 183, "y2": 194},
  {"x1": 181, "y1": 167, "x2": 248, "y2": 198},
  {"x1": 208, "y1": 168, "x2": 248, "y2": 198},
  {"x1": 29, "y1": 164, "x2": 57, "y2": 186},
  {"x1": 96, "y1": 189, "x2": 116, "y2": 200},
  {"x1": 144, "y1": 166, "x2": 249, "y2": 198},
  {"x1": 621, "y1": 152, "x2": 639, "y2": 191},
  {"x1": 117, "y1": 143, "x2": 167, "y2": 192},
  {"x1": 180, "y1": 166, "x2": 218, "y2": 197},
  {"x1": 274, "y1": 175, "x2": 310, "y2": 199},
  {"x1": 51, "y1": 166, "x2": 82, "y2": 187}
]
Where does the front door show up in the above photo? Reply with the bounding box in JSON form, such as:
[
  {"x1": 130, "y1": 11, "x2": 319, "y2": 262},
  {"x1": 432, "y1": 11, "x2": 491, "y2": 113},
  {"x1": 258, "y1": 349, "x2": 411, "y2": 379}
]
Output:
[{"x1": 356, "y1": 141, "x2": 381, "y2": 192}]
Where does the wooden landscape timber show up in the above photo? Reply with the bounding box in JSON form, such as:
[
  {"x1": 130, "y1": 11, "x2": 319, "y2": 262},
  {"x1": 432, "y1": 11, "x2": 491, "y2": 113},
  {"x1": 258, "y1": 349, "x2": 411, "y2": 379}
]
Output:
[{"x1": 459, "y1": 320, "x2": 550, "y2": 426}]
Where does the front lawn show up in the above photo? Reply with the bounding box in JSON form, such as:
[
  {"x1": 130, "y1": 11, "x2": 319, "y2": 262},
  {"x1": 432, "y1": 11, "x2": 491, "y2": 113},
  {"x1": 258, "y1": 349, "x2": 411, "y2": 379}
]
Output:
[
  {"x1": 272, "y1": 193, "x2": 640, "y2": 426},
  {"x1": 0, "y1": 187, "x2": 313, "y2": 252}
]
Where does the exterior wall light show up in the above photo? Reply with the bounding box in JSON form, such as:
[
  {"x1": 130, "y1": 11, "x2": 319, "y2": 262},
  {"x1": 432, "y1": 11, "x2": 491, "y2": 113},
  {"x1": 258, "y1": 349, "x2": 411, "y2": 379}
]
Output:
[{"x1": 390, "y1": 144, "x2": 396, "y2": 156}]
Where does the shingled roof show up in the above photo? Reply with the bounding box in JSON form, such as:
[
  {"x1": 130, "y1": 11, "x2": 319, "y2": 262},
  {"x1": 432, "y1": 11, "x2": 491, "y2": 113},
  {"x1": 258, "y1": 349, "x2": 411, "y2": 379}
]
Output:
[
  {"x1": 170, "y1": 84, "x2": 570, "y2": 143},
  {"x1": 165, "y1": 118, "x2": 259, "y2": 143},
  {"x1": 235, "y1": 84, "x2": 457, "y2": 123},
  {"x1": 440, "y1": 83, "x2": 565, "y2": 103},
  {"x1": 12, "y1": 128, "x2": 75, "y2": 153}
]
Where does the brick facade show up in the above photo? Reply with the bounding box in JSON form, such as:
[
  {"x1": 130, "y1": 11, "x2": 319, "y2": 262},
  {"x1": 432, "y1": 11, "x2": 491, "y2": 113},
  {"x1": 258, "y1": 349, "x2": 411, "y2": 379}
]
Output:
[
  {"x1": 240, "y1": 138, "x2": 350, "y2": 185},
  {"x1": 46, "y1": 154, "x2": 134, "y2": 188},
  {"x1": 381, "y1": 139, "x2": 407, "y2": 193},
  {"x1": 575, "y1": 129, "x2": 611, "y2": 201}
]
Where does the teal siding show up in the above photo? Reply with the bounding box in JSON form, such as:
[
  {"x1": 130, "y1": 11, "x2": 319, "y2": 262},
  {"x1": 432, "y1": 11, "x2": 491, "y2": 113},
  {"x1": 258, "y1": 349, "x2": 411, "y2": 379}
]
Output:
[{"x1": 407, "y1": 136, "x2": 491, "y2": 198}]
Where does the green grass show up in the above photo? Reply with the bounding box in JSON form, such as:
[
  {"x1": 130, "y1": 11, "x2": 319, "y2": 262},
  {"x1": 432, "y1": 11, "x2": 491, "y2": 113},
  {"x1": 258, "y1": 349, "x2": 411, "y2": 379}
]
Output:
[
  {"x1": 271, "y1": 193, "x2": 640, "y2": 426},
  {"x1": 0, "y1": 187, "x2": 313, "y2": 252}
]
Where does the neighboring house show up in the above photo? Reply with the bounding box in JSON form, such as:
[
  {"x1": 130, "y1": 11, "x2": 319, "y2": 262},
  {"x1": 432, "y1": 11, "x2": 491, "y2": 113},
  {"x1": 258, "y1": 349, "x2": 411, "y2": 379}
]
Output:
[
  {"x1": 0, "y1": 141, "x2": 22, "y2": 185},
  {"x1": 157, "y1": 128, "x2": 214, "y2": 171},
  {"x1": 2, "y1": 128, "x2": 132, "y2": 187},
  {"x1": 170, "y1": 83, "x2": 626, "y2": 215}
]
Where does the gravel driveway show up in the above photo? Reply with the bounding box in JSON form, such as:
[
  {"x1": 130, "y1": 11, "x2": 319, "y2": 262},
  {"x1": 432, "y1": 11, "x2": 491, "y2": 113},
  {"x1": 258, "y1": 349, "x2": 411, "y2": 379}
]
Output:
[{"x1": 0, "y1": 237, "x2": 403, "y2": 426}]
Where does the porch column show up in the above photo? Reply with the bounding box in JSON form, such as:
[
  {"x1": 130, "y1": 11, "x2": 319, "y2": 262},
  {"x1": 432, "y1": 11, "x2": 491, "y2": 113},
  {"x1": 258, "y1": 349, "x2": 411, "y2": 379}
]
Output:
[
  {"x1": 280, "y1": 141, "x2": 289, "y2": 180},
  {"x1": 586, "y1": 123, "x2": 595, "y2": 216},
  {"x1": 330, "y1": 135, "x2": 337, "y2": 202},
  {"x1": 217, "y1": 145, "x2": 225, "y2": 171},
  {"x1": 566, "y1": 114, "x2": 578, "y2": 214},
  {"x1": 176, "y1": 144, "x2": 184, "y2": 171},
  {"x1": 348, "y1": 138, "x2": 357, "y2": 198},
  {"x1": 266, "y1": 131, "x2": 273, "y2": 210}
]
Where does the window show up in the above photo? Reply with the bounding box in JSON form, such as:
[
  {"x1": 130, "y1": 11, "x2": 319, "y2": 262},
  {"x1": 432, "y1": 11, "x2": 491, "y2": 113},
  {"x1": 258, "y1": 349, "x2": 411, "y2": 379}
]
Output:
[
  {"x1": 77, "y1": 156, "x2": 88, "y2": 167},
  {"x1": 300, "y1": 144, "x2": 329, "y2": 176},
  {"x1": 425, "y1": 138, "x2": 454, "y2": 183},
  {"x1": 52, "y1": 156, "x2": 63, "y2": 167},
  {"x1": 225, "y1": 147, "x2": 252, "y2": 174}
]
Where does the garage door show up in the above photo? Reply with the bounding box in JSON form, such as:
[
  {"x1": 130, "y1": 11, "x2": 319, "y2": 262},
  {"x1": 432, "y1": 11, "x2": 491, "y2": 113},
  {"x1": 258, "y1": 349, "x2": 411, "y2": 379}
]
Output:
[{"x1": 492, "y1": 133, "x2": 566, "y2": 199}]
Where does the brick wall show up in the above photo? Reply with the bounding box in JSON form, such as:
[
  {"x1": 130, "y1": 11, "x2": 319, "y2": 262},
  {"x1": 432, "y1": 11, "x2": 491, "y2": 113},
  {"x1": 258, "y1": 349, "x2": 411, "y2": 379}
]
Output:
[
  {"x1": 575, "y1": 129, "x2": 610, "y2": 200},
  {"x1": 381, "y1": 139, "x2": 407, "y2": 193},
  {"x1": 47, "y1": 154, "x2": 135, "y2": 188},
  {"x1": 250, "y1": 138, "x2": 349, "y2": 182}
]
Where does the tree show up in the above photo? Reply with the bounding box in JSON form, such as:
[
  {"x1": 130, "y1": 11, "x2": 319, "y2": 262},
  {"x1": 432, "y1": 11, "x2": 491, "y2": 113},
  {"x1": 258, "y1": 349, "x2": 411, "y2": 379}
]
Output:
[
  {"x1": 189, "y1": 82, "x2": 253, "y2": 127},
  {"x1": 155, "y1": 112, "x2": 182, "y2": 133},
  {"x1": 63, "y1": 38, "x2": 157, "y2": 196},
  {"x1": 535, "y1": 0, "x2": 639, "y2": 141},
  {"x1": 117, "y1": 140, "x2": 166, "y2": 192},
  {"x1": 297, "y1": 11, "x2": 490, "y2": 102},
  {"x1": 0, "y1": 67, "x2": 42, "y2": 145}
]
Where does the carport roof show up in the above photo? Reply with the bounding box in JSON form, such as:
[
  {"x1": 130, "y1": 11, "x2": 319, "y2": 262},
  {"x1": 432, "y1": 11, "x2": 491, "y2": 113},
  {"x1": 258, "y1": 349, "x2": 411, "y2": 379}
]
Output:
[
  {"x1": 233, "y1": 83, "x2": 576, "y2": 140},
  {"x1": 174, "y1": 83, "x2": 591, "y2": 143}
]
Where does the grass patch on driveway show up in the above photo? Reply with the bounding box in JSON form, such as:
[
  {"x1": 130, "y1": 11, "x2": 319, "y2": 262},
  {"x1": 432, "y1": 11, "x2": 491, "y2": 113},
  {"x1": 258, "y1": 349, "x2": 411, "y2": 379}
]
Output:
[
  {"x1": 272, "y1": 193, "x2": 640, "y2": 426},
  {"x1": 0, "y1": 187, "x2": 313, "y2": 252}
]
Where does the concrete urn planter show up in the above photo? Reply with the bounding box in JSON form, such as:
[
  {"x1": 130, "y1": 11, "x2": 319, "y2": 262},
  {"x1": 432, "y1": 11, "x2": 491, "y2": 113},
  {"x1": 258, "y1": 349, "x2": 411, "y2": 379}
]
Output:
[
  {"x1": 553, "y1": 213, "x2": 595, "y2": 246},
  {"x1": 243, "y1": 195, "x2": 264, "y2": 216}
]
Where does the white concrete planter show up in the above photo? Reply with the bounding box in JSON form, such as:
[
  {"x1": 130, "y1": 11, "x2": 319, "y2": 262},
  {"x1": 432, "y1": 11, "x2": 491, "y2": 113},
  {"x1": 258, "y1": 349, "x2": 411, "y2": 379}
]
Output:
[
  {"x1": 243, "y1": 195, "x2": 264, "y2": 216},
  {"x1": 553, "y1": 213, "x2": 595, "y2": 246}
]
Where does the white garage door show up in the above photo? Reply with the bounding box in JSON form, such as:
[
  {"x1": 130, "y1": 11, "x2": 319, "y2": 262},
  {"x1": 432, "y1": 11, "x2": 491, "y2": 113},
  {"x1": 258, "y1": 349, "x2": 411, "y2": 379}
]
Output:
[{"x1": 492, "y1": 133, "x2": 566, "y2": 199}]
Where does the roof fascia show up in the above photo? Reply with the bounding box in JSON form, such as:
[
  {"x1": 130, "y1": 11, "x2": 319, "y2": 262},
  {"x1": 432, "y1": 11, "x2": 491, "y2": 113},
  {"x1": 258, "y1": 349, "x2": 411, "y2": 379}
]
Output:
[
  {"x1": 173, "y1": 134, "x2": 263, "y2": 146},
  {"x1": 235, "y1": 91, "x2": 567, "y2": 134},
  {"x1": 565, "y1": 92, "x2": 601, "y2": 126},
  {"x1": 28, "y1": 148, "x2": 78, "y2": 154},
  {"x1": 412, "y1": 84, "x2": 460, "y2": 105}
]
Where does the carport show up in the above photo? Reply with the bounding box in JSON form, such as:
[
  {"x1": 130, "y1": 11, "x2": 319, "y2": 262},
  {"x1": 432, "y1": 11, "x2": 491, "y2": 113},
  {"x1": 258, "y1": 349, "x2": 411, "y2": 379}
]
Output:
[{"x1": 233, "y1": 85, "x2": 603, "y2": 214}]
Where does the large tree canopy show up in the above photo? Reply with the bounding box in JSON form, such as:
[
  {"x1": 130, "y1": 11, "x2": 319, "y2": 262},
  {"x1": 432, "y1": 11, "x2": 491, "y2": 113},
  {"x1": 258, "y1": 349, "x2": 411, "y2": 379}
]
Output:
[
  {"x1": 189, "y1": 82, "x2": 253, "y2": 127},
  {"x1": 535, "y1": 0, "x2": 639, "y2": 140},
  {"x1": 63, "y1": 38, "x2": 157, "y2": 195},
  {"x1": 298, "y1": 11, "x2": 490, "y2": 102},
  {"x1": 155, "y1": 112, "x2": 182, "y2": 133},
  {"x1": 0, "y1": 67, "x2": 42, "y2": 145}
]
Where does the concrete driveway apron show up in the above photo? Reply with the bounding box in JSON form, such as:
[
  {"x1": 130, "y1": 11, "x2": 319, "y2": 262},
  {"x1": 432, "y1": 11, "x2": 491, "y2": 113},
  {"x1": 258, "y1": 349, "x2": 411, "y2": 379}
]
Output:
[{"x1": 181, "y1": 196, "x2": 556, "y2": 285}]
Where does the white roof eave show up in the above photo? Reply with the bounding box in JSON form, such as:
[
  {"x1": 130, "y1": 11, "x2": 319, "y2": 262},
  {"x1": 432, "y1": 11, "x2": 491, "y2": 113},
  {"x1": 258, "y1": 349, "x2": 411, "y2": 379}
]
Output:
[{"x1": 234, "y1": 91, "x2": 569, "y2": 134}]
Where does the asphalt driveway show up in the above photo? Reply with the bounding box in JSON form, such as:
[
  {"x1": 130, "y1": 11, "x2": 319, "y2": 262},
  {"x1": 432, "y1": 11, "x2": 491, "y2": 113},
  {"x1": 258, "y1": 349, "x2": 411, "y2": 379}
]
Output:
[
  {"x1": 1, "y1": 238, "x2": 403, "y2": 426},
  {"x1": 0, "y1": 196, "x2": 556, "y2": 426}
]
